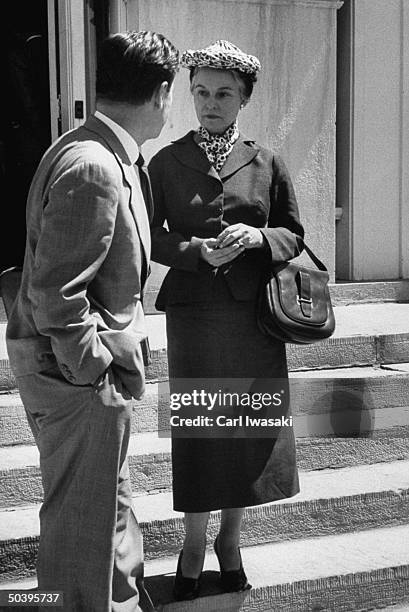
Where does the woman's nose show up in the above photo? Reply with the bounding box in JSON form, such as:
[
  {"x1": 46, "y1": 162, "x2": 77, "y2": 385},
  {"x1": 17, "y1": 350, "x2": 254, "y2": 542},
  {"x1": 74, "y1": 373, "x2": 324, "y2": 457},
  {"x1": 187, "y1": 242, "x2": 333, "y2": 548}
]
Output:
[{"x1": 205, "y1": 96, "x2": 218, "y2": 110}]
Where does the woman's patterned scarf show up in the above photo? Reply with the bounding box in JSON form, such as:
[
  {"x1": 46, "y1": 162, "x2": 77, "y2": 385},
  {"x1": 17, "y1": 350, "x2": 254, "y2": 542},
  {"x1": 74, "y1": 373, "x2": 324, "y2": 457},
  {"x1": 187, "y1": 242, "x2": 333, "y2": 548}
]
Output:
[{"x1": 197, "y1": 122, "x2": 239, "y2": 172}]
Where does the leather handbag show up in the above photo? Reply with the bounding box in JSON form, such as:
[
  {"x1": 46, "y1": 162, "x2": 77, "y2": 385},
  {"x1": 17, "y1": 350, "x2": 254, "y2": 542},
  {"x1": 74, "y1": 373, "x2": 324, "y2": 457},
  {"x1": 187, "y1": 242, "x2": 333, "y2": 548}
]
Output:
[{"x1": 257, "y1": 243, "x2": 335, "y2": 344}]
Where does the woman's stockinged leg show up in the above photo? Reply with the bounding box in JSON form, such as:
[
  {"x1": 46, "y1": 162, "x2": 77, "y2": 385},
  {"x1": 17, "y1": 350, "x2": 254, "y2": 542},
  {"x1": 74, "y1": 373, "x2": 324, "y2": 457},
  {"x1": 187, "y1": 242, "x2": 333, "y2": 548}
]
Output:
[
  {"x1": 181, "y1": 512, "x2": 210, "y2": 578},
  {"x1": 217, "y1": 507, "x2": 246, "y2": 570}
]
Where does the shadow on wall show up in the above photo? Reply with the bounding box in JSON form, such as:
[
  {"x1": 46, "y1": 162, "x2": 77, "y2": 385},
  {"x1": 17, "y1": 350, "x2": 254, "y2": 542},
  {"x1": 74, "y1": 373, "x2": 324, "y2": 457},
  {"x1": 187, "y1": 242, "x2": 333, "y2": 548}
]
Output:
[{"x1": 292, "y1": 377, "x2": 375, "y2": 438}]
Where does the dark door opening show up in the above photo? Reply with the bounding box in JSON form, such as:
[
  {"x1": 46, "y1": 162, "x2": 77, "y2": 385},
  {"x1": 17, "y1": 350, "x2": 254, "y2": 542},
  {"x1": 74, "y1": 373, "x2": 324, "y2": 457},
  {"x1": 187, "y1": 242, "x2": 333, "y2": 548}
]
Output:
[{"x1": 1, "y1": 1, "x2": 51, "y2": 272}]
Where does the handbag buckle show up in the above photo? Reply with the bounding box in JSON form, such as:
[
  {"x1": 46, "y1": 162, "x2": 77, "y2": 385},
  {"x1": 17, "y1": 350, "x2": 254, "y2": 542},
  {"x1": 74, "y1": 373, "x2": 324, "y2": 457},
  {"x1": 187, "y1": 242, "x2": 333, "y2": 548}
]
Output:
[
  {"x1": 297, "y1": 296, "x2": 312, "y2": 305},
  {"x1": 297, "y1": 294, "x2": 312, "y2": 318}
]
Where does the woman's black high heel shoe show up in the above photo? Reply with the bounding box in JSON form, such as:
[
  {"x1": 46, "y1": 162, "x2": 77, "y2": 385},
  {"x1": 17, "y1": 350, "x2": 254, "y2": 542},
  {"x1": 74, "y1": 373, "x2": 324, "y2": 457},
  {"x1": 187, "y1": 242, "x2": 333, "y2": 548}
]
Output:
[
  {"x1": 214, "y1": 536, "x2": 251, "y2": 593},
  {"x1": 173, "y1": 550, "x2": 201, "y2": 601}
]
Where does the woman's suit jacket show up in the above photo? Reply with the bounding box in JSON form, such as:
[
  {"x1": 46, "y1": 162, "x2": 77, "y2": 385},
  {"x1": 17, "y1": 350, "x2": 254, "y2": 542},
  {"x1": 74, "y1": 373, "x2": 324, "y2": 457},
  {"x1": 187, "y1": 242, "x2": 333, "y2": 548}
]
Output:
[{"x1": 148, "y1": 131, "x2": 304, "y2": 310}]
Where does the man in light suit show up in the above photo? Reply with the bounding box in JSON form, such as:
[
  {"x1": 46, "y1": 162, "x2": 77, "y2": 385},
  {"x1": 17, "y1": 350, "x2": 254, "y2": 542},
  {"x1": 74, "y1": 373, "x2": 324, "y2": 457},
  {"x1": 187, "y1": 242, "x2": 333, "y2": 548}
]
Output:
[{"x1": 6, "y1": 31, "x2": 179, "y2": 611}]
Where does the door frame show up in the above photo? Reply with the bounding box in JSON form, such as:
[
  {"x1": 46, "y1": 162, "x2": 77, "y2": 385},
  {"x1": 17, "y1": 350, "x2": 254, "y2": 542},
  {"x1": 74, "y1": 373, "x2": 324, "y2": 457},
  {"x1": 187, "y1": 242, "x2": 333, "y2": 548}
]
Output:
[{"x1": 47, "y1": 0, "x2": 89, "y2": 138}]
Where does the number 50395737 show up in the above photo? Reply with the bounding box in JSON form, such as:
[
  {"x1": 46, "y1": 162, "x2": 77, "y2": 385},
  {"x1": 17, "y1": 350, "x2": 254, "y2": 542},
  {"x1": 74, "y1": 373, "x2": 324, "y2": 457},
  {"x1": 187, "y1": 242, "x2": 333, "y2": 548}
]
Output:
[{"x1": 0, "y1": 590, "x2": 63, "y2": 606}]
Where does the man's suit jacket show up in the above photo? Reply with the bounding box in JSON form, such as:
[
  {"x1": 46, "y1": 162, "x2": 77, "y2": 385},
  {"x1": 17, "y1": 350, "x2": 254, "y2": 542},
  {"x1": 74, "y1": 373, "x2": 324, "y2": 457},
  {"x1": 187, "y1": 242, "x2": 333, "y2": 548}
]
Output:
[
  {"x1": 6, "y1": 115, "x2": 151, "y2": 398},
  {"x1": 148, "y1": 131, "x2": 304, "y2": 310}
]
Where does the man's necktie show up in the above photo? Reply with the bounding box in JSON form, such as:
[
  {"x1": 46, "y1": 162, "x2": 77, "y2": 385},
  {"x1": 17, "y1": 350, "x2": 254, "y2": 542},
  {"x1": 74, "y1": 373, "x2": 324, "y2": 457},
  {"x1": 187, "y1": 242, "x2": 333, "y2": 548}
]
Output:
[
  {"x1": 135, "y1": 152, "x2": 152, "y2": 367},
  {"x1": 135, "y1": 152, "x2": 154, "y2": 222}
]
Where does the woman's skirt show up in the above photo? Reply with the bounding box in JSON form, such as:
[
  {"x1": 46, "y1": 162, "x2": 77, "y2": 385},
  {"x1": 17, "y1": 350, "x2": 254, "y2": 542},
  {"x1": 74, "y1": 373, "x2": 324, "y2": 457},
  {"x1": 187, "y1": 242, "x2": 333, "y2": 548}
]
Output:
[{"x1": 165, "y1": 279, "x2": 299, "y2": 512}]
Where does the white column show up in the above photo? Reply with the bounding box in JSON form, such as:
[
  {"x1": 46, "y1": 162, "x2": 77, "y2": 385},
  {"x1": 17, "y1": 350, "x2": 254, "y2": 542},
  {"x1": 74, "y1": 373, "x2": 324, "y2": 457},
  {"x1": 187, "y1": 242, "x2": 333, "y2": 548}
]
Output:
[
  {"x1": 336, "y1": 0, "x2": 408, "y2": 280},
  {"x1": 401, "y1": 1, "x2": 409, "y2": 279}
]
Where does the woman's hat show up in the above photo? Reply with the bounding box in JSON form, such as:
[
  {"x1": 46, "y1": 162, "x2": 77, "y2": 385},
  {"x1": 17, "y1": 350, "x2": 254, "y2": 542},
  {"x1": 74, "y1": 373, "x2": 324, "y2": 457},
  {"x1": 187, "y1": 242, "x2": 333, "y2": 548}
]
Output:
[{"x1": 181, "y1": 40, "x2": 261, "y2": 75}]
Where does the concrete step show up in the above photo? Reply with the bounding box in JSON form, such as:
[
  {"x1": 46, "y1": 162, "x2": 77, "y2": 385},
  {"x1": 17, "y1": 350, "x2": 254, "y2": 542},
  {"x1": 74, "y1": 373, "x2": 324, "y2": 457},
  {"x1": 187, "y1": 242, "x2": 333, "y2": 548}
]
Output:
[
  {"x1": 0, "y1": 314, "x2": 168, "y2": 391},
  {"x1": 2, "y1": 362, "x2": 408, "y2": 446},
  {"x1": 2, "y1": 525, "x2": 409, "y2": 611},
  {"x1": 328, "y1": 280, "x2": 409, "y2": 306},
  {"x1": 1, "y1": 460, "x2": 409, "y2": 584},
  {"x1": 1, "y1": 459, "x2": 408, "y2": 562},
  {"x1": 147, "y1": 524, "x2": 409, "y2": 611},
  {"x1": 372, "y1": 606, "x2": 409, "y2": 611},
  {"x1": 80, "y1": 264, "x2": 409, "y2": 314},
  {"x1": 1, "y1": 303, "x2": 409, "y2": 391},
  {"x1": 142, "y1": 274, "x2": 409, "y2": 314},
  {"x1": 373, "y1": 606, "x2": 409, "y2": 611},
  {"x1": 3, "y1": 279, "x2": 409, "y2": 323},
  {"x1": 2, "y1": 415, "x2": 409, "y2": 506}
]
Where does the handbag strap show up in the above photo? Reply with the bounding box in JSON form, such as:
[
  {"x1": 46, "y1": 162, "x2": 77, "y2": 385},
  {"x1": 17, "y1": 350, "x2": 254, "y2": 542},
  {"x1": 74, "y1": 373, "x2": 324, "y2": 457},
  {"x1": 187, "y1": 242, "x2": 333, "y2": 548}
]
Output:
[{"x1": 301, "y1": 242, "x2": 328, "y2": 272}]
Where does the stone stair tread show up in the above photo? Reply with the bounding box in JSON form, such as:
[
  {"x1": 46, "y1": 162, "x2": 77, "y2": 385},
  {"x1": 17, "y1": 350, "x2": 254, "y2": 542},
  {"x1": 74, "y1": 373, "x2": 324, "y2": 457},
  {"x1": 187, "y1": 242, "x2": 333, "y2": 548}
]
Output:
[
  {"x1": 0, "y1": 431, "x2": 170, "y2": 469},
  {"x1": 0, "y1": 392, "x2": 21, "y2": 406},
  {"x1": 142, "y1": 302, "x2": 409, "y2": 343},
  {"x1": 290, "y1": 363, "x2": 409, "y2": 378},
  {"x1": 2, "y1": 309, "x2": 409, "y2": 389},
  {"x1": 2, "y1": 435, "x2": 409, "y2": 507},
  {"x1": 1, "y1": 361, "x2": 408, "y2": 413},
  {"x1": 2, "y1": 526, "x2": 409, "y2": 611},
  {"x1": 2, "y1": 362, "x2": 409, "y2": 446},
  {"x1": 1, "y1": 302, "x2": 409, "y2": 361},
  {"x1": 0, "y1": 587, "x2": 407, "y2": 612},
  {"x1": 142, "y1": 523, "x2": 409, "y2": 584},
  {"x1": 387, "y1": 363, "x2": 409, "y2": 373},
  {"x1": 372, "y1": 606, "x2": 409, "y2": 611},
  {"x1": 1, "y1": 459, "x2": 408, "y2": 540},
  {"x1": 2, "y1": 382, "x2": 409, "y2": 462},
  {"x1": 0, "y1": 314, "x2": 167, "y2": 361},
  {"x1": 3, "y1": 406, "x2": 409, "y2": 475},
  {"x1": 0, "y1": 576, "x2": 37, "y2": 590},
  {"x1": 141, "y1": 460, "x2": 391, "y2": 520},
  {"x1": 330, "y1": 303, "x2": 409, "y2": 338}
]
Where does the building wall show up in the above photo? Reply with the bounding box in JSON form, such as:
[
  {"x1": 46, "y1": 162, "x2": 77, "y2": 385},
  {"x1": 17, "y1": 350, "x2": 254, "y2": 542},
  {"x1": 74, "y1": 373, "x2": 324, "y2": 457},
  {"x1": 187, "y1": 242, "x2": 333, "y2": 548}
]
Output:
[
  {"x1": 121, "y1": 0, "x2": 342, "y2": 308},
  {"x1": 48, "y1": 0, "x2": 409, "y2": 295}
]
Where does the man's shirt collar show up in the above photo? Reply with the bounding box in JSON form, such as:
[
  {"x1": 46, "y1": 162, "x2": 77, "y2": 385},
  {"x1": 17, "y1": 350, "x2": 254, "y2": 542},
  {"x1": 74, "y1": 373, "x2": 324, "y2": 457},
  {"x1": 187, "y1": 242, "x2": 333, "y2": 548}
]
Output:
[{"x1": 95, "y1": 110, "x2": 139, "y2": 164}]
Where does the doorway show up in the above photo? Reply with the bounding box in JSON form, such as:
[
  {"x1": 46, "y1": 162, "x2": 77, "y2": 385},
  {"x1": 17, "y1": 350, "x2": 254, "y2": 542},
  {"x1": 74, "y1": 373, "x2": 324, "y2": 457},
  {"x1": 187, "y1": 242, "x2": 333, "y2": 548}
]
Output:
[{"x1": 1, "y1": 1, "x2": 51, "y2": 272}]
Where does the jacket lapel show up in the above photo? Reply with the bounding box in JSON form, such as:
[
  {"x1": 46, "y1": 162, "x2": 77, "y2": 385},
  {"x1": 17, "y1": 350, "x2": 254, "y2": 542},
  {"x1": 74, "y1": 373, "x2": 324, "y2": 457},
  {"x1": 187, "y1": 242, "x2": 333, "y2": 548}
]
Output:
[
  {"x1": 218, "y1": 135, "x2": 260, "y2": 179},
  {"x1": 169, "y1": 131, "x2": 220, "y2": 180},
  {"x1": 170, "y1": 131, "x2": 260, "y2": 180},
  {"x1": 83, "y1": 116, "x2": 151, "y2": 276}
]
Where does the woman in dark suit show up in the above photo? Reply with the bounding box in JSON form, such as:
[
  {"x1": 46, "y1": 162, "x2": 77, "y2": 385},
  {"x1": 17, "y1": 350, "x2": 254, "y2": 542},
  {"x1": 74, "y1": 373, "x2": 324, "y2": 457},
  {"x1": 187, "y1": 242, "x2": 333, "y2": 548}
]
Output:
[{"x1": 148, "y1": 40, "x2": 304, "y2": 601}]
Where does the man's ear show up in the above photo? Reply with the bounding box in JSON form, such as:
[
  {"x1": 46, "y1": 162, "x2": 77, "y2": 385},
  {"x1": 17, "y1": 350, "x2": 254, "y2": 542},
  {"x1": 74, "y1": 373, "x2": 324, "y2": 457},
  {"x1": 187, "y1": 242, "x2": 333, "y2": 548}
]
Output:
[{"x1": 153, "y1": 81, "x2": 169, "y2": 108}]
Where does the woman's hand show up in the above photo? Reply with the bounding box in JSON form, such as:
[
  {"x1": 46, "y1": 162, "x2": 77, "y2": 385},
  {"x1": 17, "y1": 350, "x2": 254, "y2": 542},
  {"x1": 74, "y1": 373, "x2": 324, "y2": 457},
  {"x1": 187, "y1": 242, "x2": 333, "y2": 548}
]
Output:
[
  {"x1": 216, "y1": 223, "x2": 264, "y2": 250},
  {"x1": 200, "y1": 238, "x2": 245, "y2": 267}
]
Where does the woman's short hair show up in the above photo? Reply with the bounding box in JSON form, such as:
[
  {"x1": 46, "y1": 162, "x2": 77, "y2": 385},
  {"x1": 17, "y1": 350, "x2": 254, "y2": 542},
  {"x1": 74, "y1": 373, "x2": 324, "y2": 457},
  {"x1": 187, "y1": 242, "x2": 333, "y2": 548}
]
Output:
[
  {"x1": 189, "y1": 66, "x2": 257, "y2": 100},
  {"x1": 96, "y1": 31, "x2": 179, "y2": 105}
]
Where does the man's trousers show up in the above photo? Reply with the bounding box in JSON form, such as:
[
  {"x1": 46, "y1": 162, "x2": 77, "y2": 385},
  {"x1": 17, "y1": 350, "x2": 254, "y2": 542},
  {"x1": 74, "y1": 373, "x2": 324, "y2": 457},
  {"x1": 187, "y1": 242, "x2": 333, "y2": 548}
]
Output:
[{"x1": 16, "y1": 363, "x2": 153, "y2": 612}]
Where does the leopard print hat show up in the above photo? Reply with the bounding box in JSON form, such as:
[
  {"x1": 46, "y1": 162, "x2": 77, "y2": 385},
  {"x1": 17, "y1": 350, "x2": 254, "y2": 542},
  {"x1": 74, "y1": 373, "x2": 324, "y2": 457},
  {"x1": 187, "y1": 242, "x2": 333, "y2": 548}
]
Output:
[{"x1": 181, "y1": 40, "x2": 261, "y2": 75}]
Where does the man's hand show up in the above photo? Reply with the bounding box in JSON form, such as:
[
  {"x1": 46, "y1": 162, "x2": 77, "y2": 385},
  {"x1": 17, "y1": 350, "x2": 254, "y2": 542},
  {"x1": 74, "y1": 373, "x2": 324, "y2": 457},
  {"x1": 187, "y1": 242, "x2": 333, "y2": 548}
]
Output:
[
  {"x1": 200, "y1": 238, "x2": 245, "y2": 267},
  {"x1": 216, "y1": 223, "x2": 264, "y2": 250}
]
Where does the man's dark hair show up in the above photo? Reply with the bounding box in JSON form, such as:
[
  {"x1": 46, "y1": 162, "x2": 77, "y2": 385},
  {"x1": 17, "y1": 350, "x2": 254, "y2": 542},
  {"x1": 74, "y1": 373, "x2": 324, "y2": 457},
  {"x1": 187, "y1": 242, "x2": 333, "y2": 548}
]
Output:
[{"x1": 96, "y1": 31, "x2": 179, "y2": 104}]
